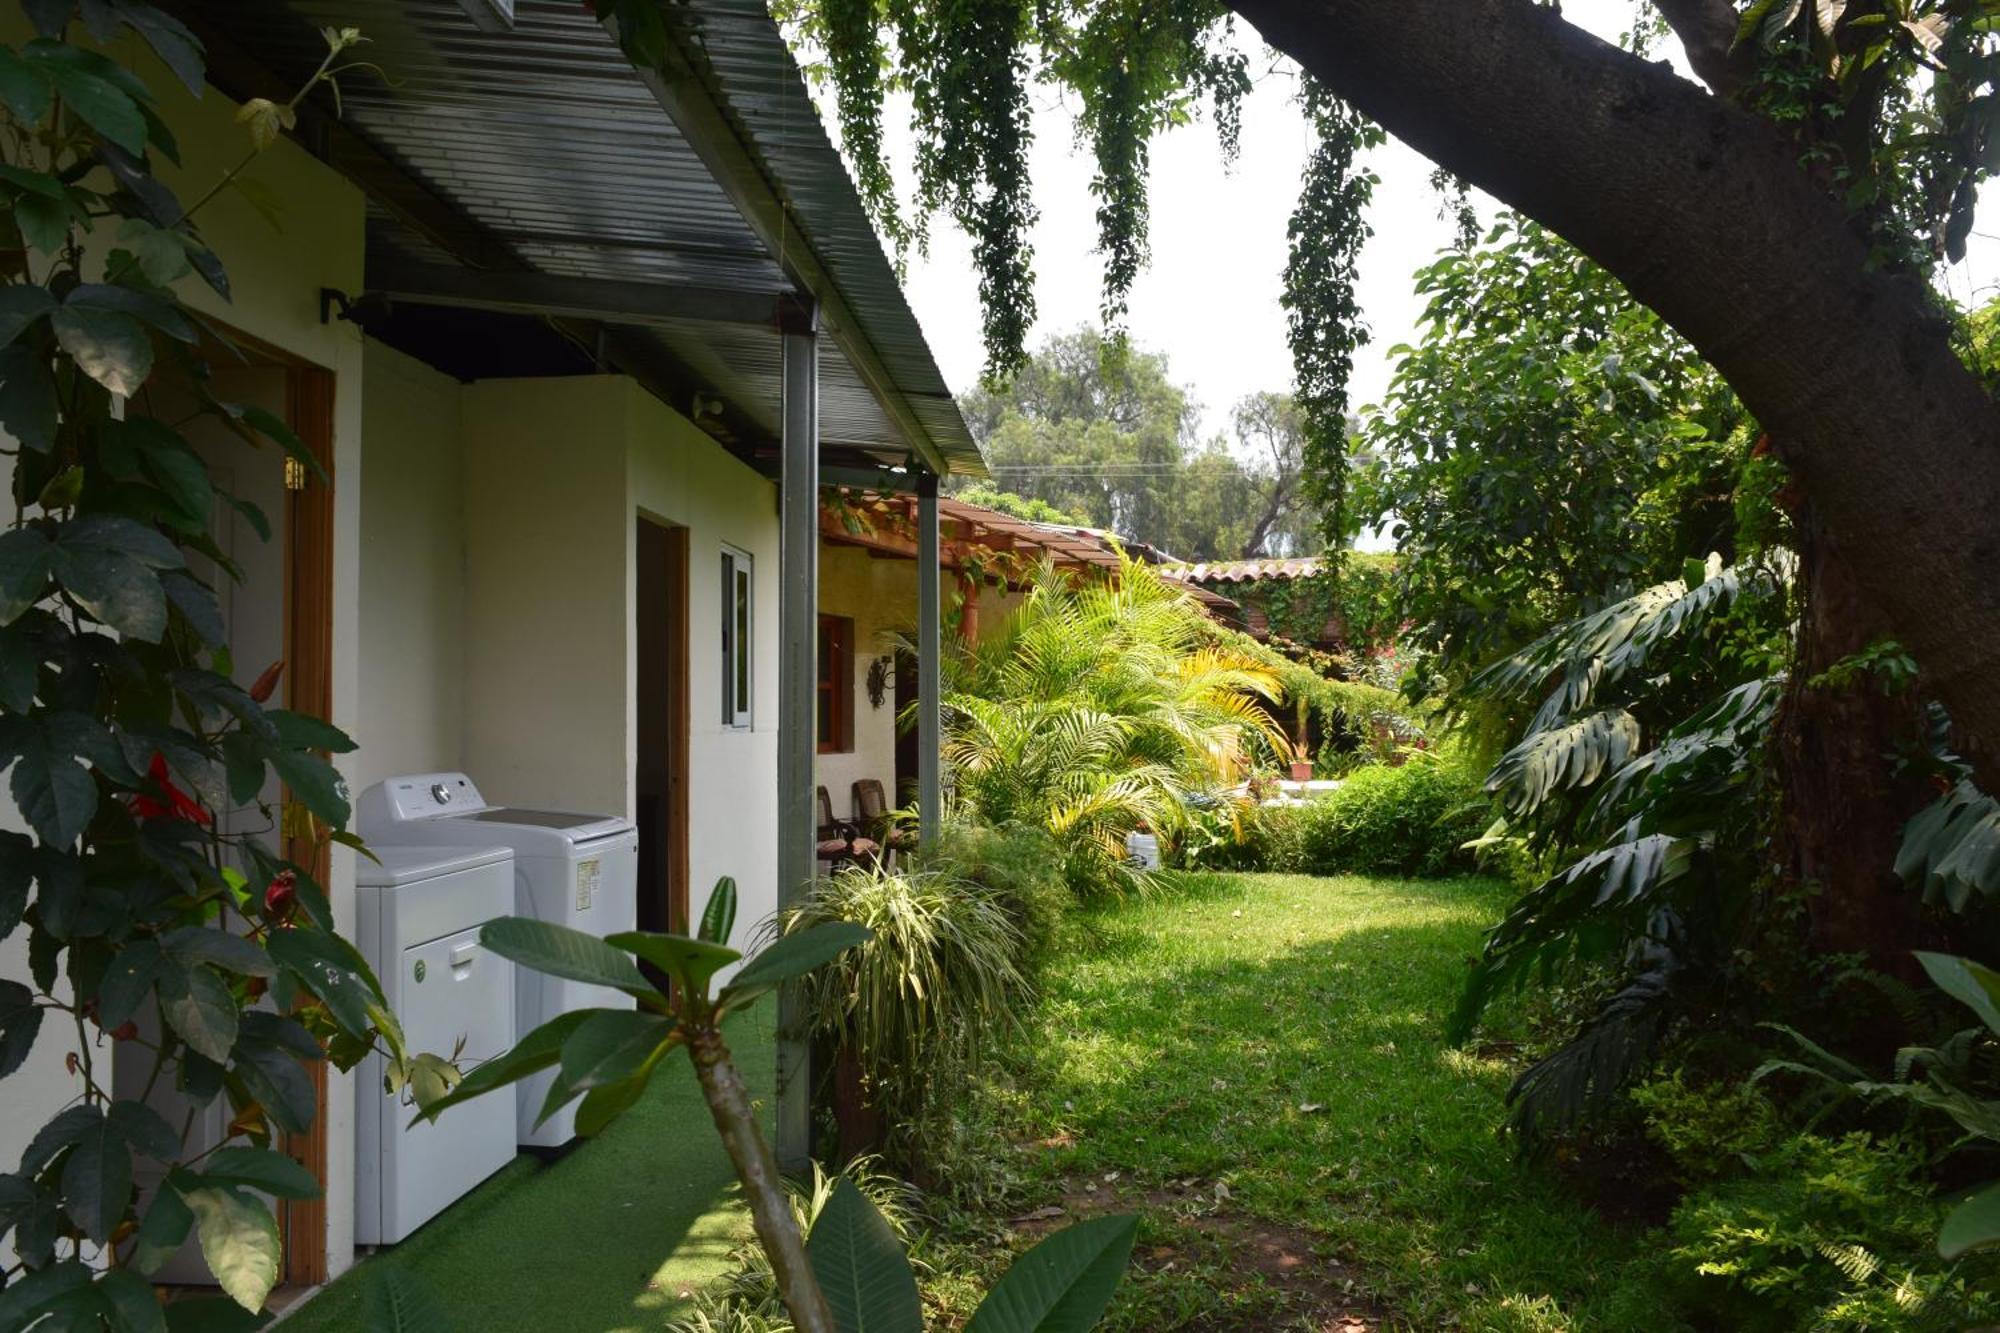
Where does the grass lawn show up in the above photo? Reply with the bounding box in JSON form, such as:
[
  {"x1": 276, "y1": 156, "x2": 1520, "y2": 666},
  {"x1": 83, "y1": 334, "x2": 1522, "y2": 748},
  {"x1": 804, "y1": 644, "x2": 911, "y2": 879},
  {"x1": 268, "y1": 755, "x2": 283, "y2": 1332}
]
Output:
[
  {"x1": 275, "y1": 1003, "x2": 773, "y2": 1333},
  {"x1": 924, "y1": 872, "x2": 1658, "y2": 1332}
]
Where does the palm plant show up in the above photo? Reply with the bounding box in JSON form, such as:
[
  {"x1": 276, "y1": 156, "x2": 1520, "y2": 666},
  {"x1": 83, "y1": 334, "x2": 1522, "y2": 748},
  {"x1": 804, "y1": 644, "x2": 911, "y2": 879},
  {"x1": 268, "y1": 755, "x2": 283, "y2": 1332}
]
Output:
[{"x1": 942, "y1": 555, "x2": 1288, "y2": 892}]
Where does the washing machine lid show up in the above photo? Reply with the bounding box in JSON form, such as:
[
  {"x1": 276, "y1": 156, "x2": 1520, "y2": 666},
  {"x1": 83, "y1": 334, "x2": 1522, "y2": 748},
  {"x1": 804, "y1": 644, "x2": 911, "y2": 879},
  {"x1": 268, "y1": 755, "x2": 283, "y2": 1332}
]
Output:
[
  {"x1": 449, "y1": 808, "x2": 630, "y2": 842},
  {"x1": 357, "y1": 844, "x2": 513, "y2": 888}
]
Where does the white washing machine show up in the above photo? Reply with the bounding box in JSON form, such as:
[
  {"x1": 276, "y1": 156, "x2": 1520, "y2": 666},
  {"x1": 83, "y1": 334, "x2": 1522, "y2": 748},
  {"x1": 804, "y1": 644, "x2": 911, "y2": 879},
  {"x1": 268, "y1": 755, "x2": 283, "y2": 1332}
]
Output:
[
  {"x1": 356, "y1": 773, "x2": 638, "y2": 1148},
  {"x1": 355, "y1": 845, "x2": 518, "y2": 1244}
]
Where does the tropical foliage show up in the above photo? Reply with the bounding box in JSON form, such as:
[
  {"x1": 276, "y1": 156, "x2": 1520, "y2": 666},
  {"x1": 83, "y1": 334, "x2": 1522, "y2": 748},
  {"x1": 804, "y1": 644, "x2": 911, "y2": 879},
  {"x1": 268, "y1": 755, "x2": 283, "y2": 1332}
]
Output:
[
  {"x1": 1353, "y1": 215, "x2": 1749, "y2": 678},
  {"x1": 449, "y1": 879, "x2": 1137, "y2": 1333},
  {"x1": 783, "y1": 857, "x2": 1030, "y2": 1162},
  {"x1": 942, "y1": 555, "x2": 1287, "y2": 893},
  {"x1": 0, "y1": 14, "x2": 454, "y2": 1325}
]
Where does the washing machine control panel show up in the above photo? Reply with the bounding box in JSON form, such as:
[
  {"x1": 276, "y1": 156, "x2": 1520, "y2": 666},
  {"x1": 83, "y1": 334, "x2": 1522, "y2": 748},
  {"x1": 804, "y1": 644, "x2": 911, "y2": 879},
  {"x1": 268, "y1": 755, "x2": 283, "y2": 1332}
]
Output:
[{"x1": 374, "y1": 772, "x2": 486, "y2": 823}]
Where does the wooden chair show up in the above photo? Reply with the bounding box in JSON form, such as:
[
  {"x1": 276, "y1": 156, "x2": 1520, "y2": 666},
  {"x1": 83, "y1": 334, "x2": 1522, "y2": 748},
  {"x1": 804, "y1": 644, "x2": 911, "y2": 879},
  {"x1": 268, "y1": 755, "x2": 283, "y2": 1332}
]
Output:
[
  {"x1": 852, "y1": 779, "x2": 916, "y2": 867},
  {"x1": 815, "y1": 785, "x2": 879, "y2": 873}
]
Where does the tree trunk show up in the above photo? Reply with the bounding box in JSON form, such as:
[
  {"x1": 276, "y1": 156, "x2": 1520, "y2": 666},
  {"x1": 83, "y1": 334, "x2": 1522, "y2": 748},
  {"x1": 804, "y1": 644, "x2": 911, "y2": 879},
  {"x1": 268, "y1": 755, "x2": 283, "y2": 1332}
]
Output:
[
  {"x1": 1773, "y1": 499, "x2": 1935, "y2": 972},
  {"x1": 1231, "y1": 0, "x2": 2000, "y2": 790}
]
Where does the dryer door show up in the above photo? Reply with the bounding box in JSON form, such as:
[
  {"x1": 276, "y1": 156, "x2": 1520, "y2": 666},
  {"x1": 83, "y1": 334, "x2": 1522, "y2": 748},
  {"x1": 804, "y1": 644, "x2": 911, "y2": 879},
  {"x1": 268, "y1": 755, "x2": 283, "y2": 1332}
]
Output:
[{"x1": 402, "y1": 926, "x2": 511, "y2": 1061}]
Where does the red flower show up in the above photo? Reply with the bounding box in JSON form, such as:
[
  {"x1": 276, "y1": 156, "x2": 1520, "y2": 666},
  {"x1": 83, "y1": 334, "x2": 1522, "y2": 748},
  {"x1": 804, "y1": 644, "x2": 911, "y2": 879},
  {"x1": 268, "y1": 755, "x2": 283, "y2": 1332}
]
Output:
[
  {"x1": 129, "y1": 752, "x2": 212, "y2": 826},
  {"x1": 263, "y1": 870, "x2": 297, "y2": 920}
]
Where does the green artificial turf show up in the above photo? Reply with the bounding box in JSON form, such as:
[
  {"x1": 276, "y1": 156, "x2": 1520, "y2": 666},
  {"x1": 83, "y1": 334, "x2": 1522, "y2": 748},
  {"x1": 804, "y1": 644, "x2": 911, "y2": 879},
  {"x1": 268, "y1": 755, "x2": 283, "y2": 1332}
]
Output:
[
  {"x1": 925, "y1": 873, "x2": 1663, "y2": 1332},
  {"x1": 277, "y1": 1003, "x2": 772, "y2": 1333}
]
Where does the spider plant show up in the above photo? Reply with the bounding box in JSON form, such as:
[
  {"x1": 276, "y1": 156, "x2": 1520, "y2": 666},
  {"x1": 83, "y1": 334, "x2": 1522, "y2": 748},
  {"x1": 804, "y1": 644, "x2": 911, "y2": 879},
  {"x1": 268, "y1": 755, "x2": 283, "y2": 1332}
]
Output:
[{"x1": 782, "y1": 860, "x2": 1030, "y2": 1161}]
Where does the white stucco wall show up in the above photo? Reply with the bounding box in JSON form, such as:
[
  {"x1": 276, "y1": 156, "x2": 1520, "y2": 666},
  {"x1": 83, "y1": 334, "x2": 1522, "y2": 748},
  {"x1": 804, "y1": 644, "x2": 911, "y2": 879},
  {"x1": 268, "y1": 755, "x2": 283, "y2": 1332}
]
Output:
[
  {"x1": 626, "y1": 387, "x2": 782, "y2": 946},
  {"x1": 353, "y1": 342, "x2": 467, "y2": 789},
  {"x1": 0, "y1": 23, "x2": 368, "y2": 1276},
  {"x1": 459, "y1": 376, "x2": 782, "y2": 949}
]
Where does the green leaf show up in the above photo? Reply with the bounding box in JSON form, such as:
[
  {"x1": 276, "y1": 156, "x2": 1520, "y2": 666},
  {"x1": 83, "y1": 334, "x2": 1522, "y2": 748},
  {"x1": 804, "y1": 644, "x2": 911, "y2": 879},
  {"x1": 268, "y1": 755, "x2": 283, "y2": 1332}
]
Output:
[
  {"x1": 0, "y1": 525, "x2": 53, "y2": 622},
  {"x1": 719, "y1": 922, "x2": 872, "y2": 1009},
  {"x1": 572, "y1": 1068, "x2": 655, "y2": 1137},
  {"x1": 264, "y1": 925, "x2": 391, "y2": 1044},
  {"x1": 0, "y1": 284, "x2": 54, "y2": 349},
  {"x1": 808, "y1": 1175, "x2": 923, "y2": 1333},
  {"x1": 0, "y1": 977, "x2": 43, "y2": 1077},
  {"x1": 0, "y1": 48, "x2": 52, "y2": 124},
  {"x1": 415, "y1": 1008, "x2": 592, "y2": 1123},
  {"x1": 1916, "y1": 951, "x2": 2000, "y2": 1037},
  {"x1": 8, "y1": 714, "x2": 99, "y2": 848},
  {"x1": 269, "y1": 748, "x2": 349, "y2": 826},
  {"x1": 362, "y1": 1268, "x2": 451, "y2": 1333},
  {"x1": 184, "y1": 1185, "x2": 280, "y2": 1313},
  {"x1": 1941, "y1": 1179, "x2": 2000, "y2": 1259},
  {"x1": 265, "y1": 709, "x2": 357, "y2": 755},
  {"x1": 53, "y1": 538, "x2": 168, "y2": 642},
  {"x1": 12, "y1": 191, "x2": 70, "y2": 253},
  {"x1": 557, "y1": 1008, "x2": 677, "y2": 1093},
  {"x1": 132, "y1": 1182, "x2": 195, "y2": 1275},
  {"x1": 603, "y1": 930, "x2": 739, "y2": 999},
  {"x1": 698, "y1": 875, "x2": 737, "y2": 945},
  {"x1": 163, "y1": 926, "x2": 276, "y2": 979},
  {"x1": 0, "y1": 1260, "x2": 92, "y2": 1330},
  {"x1": 479, "y1": 916, "x2": 651, "y2": 996},
  {"x1": 965, "y1": 1214, "x2": 1138, "y2": 1333},
  {"x1": 59, "y1": 1107, "x2": 133, "y2": 1243},
  {"x1": 99, "y1": 1265, "x2": 169, "y2": 1333},
  {"x1": 230, "y1": 1036, "x2": 316, "y2": 1136},
  {"x1": 159, "y1": 962, "x2": 237, "y2": 1063},
  {"x1": 98, "y1": 939, "x2": 162, "y2": 1028},
  {"x1": 108, "y1": 1099, "x2": 182, "y2": 1160},
  {"x1": 118, "y1": 4, "x2": 206, "y2": 96},
  {"x1": 199, "y1": 1147, "x2": 321, "y2": 1200},
  {"x1": 26, "y1": 41, "x2": 147, "y2": 154},
  {"x1": 51, "y1": 304, "x2": 153, "y2": 397},
  {"x1": 0, "y1": 344, "x2": 58, "y2": 452}
]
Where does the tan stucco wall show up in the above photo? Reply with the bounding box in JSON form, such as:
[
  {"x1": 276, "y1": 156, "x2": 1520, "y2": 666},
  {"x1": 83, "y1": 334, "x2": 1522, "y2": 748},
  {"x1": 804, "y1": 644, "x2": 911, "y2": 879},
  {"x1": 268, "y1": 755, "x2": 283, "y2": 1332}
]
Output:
[
  {"x1": 815, "y1": 544, "x2": 915, "y2": 817},
  {"x1": 0, "y1": 26, "x2": 368, "y2": 1274},
  {"x1": 814, "y1": 544, "x2": 1026, "y2": 820}
]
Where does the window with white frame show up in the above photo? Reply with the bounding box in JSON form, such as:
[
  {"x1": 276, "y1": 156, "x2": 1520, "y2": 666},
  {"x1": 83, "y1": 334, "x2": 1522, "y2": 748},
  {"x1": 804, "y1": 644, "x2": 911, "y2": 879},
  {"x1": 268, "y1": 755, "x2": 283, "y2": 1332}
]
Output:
[{"x1": 721, "y1": 544, "x2": 753, "y2": 729}]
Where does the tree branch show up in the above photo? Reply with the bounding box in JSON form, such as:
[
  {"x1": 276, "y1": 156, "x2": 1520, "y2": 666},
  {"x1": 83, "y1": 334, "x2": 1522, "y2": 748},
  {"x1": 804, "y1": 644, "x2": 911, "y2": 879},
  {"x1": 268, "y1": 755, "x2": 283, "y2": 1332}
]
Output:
[
  {"x1": 1653, "y1": 0, "x2": 1749, "y2": 97},
  {"x1": 1230, "y1": 0, "x2": 2000, "y2": 789}
]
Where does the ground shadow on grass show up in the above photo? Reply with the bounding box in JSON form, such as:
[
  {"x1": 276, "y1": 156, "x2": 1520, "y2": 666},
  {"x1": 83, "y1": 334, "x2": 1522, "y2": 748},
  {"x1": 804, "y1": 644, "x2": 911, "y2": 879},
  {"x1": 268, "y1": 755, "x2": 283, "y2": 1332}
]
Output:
[
  {"x1": 276, "y1": 1003, "x2": 773, "y2": 1333},
  {"x1": 956, "y1": 873, "x2": 1670, "y2": 1333}
]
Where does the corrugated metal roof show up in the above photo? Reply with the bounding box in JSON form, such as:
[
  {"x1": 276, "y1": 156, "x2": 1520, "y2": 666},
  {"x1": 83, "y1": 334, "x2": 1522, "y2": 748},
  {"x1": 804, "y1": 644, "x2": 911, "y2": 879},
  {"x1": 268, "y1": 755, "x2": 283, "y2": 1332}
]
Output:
[
  {"x1": 1162, "y1": 556, "x2": 1326, "y2": 584},
  {"x1": 174, "y1": 0, "x2": 980, "y2": 474}
]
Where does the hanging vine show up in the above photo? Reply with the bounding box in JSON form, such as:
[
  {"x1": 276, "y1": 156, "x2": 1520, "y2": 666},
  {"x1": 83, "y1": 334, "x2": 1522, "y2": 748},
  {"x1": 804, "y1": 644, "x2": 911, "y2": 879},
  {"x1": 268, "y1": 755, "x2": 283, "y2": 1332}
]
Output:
[{"x1": 1281, "y1": 81, "x2": 1381, "y2": 552}]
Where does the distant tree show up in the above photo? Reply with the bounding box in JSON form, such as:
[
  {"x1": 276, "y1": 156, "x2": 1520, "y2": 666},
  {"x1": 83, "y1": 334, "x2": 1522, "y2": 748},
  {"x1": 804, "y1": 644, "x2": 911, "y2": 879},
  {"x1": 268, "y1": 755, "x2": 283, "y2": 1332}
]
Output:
[
  {"x1": 958, "y1": 327, "x2": 1319, "y2": 559},
  {"x1": 1230, "y1": 391, "x2": 1313, "y2": 558}
]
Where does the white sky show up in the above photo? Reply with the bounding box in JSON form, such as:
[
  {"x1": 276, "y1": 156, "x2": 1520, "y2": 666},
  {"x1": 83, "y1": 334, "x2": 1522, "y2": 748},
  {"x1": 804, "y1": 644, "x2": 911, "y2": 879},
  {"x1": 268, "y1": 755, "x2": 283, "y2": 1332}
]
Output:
[{"x1": 841, "y1": 1, "x2": 2000, "y2": 441}]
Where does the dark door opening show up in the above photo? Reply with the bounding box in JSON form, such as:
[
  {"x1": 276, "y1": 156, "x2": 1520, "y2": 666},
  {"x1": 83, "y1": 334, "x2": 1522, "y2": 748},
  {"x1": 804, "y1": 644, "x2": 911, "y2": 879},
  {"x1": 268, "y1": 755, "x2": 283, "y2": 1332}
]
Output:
[{"x1": 635, "y1": 518, "x2": 689, "y2": 937}]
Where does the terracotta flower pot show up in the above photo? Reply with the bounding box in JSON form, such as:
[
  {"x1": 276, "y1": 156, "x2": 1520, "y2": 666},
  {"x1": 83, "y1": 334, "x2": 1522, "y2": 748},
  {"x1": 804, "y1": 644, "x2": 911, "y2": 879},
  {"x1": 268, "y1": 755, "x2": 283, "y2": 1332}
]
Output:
[{"x1": 1288, "y1": 760, "x2": 1314, "y2": 782}]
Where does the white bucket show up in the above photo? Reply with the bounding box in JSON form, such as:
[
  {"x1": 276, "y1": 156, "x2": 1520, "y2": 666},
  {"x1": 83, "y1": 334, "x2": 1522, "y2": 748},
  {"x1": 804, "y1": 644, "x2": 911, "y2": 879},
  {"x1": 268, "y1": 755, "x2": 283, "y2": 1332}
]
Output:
[{"x1": 1125, "y1": 830, "x2": 1161, "y2": 870}]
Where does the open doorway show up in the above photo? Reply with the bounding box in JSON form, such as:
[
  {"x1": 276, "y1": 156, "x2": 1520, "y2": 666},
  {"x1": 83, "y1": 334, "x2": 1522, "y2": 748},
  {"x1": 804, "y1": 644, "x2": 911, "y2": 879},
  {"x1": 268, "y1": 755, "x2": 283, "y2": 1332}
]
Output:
[{"x1": 635, "y1": 518, "x2": 689, "y2": 937}]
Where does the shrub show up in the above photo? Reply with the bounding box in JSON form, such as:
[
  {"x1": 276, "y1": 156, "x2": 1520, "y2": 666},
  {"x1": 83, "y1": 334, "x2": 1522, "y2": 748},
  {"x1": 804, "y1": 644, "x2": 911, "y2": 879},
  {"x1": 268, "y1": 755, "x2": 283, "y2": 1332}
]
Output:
[
  {"x1": 782, "y1": 860, "x2": 1030, "y2": 1163},
  {"x1": 1632, "y1": 1069, "x2": 1785, "y2": 1186},
  {"x1": 921, "y1": 818, "x2": 1072, "y2": 968},
  {"x1": 1294, "y1": 758, "x2": 1486, "y2": 877},
  {"x1": 1661, "y1": 1131, "x2": 2000, "y2": 1330},
  {"x1": 1171, "y1": 798, "x2": 1308, "y2": 874}
]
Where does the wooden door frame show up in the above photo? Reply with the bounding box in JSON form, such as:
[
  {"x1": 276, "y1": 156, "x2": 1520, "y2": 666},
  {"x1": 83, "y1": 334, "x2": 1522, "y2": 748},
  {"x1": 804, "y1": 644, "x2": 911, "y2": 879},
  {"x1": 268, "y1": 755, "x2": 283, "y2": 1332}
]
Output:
[{"x1": 280, "y1": 361, "x2": 336, "y2": 1284}]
